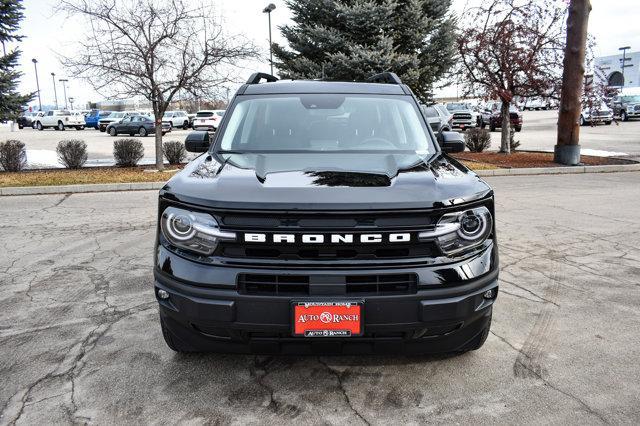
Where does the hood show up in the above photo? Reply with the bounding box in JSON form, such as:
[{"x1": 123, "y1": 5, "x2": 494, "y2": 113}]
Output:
[{"x1": 161, "y1": 152, "x2": 492, "y2": 210}]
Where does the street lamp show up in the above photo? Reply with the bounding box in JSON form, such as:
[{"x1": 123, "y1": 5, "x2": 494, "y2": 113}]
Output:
[
  {"x1": 59, "y1": 78, "x2": 69, "y2": 109},
  {"x1": 262, "y1": 3, "x2": 276, "y2": 75},
  {"x1": 32, "y1": 58, "x2": 42, "y2": 111},
  {"x1": 68, "y1": 97, "x2": 75, "y2": 110},
  {"x1": 619, "y1": 46, "x2": 632, "y2": 87},
  {"x1": 51, "y1": 72, "x2": 59, "y2": 109}
]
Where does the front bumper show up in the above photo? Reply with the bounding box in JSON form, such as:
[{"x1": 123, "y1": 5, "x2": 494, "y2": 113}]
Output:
[{"x1": 154, "y1": 244, "x2": 499, "y2": 354}]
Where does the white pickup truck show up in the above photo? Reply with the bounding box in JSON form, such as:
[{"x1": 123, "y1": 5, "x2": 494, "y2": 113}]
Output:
[{"x1": 34, "y1": 110, "x2": 85, "y2": 131}]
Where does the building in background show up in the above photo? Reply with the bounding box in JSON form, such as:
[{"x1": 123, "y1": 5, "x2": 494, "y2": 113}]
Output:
[{"x1": 595, "y1": 51, "x2": 639, "y2": 89}]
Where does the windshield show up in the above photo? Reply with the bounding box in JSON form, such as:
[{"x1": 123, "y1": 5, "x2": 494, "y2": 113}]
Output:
[
  {"x1": 111, "y1": 112, "x2": 125, "y2": 118},
  {"x1": 218, "y1": 94, "x2": 433, "y2": 154},
  {"x1": 423, "y1": 106, "x2": 438, "y2": 118},
  {"x1": 446, "y1": 103, "x2": 466, "y2": 111},
  {"x1": 622, "y1": 96, "x2": 640, "y2": 103}
]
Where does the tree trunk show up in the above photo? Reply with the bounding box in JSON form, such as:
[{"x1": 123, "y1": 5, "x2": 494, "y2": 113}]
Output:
[
  {"x1": 555, "y1": 0, "x2": 591, "y2": 165},
  {"x1": 499, "y1": 100, "x2": 511, "y2": 154},
  {"x1": 154, "y1": 122, "x2": 164, "y2": 171}
]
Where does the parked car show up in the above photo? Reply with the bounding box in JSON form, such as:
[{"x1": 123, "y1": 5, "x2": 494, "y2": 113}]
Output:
[
  {"x1": 480, "y1": 101, "x2": 523, "y2": 132},
  {"x1": 17, "y1": 111, "x2": 39, "y2": 129},
  {"x1": 34, "y1": 110, "x2": 85, "y2": 131},
  {"x1": 85, "y1": 110, "x2": 113, "y2": 129},
  {"x1": 523, "y1": 97, "x2": 551, "y2": 110},
  {"x1": 421, "y1": 104, "x2": 452, "y2": 133},
  {"x1": 98, "y1": 111, "x2": 140, "y2": 132},
  {"x1": 611, "y1": 95, "x2": 640, "y2": 121},
  {"x1": 444, "y1": 103, "x2": 476, "y2": 130},
  {"x1": 106, "y1": 115, "x2": 171, "y2": 137},
  {"x1": 162, "y1": 111, "x2": 190, "y2": 129},
  {"x1": 192, "y1": 110, "x2": 225, "y2": 131},
  {"x1": 580, "y1": 102, "x2": 613, "y2": 126},
  {"x1": 155, "y1": 71, "x2": 498, "y2": 355}
]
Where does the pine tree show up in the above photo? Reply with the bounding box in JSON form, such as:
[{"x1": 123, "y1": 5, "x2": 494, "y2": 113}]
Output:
[
  {"x1": 0, "y1": 0, "x2": 33, "y2": 120},
  {"x1": 272, "y1": 0, "x2": 456, "y2": 101}
]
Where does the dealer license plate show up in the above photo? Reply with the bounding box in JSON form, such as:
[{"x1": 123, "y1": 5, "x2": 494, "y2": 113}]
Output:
[{"x1": 292, "y1": 301, "x2": 362, "y2": 337}]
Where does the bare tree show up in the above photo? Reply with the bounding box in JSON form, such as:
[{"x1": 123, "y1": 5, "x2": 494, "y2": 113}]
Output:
[
  {"x1": 58, "y1": 0, "x2": 257, "y2": 170},
  {"x1": 457, "y1": 0, "x2": 566, "y2": 153}
]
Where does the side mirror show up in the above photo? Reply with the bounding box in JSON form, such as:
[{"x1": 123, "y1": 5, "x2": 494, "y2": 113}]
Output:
[
  {"x1": 438, "y1": 131, "x2": 465, "y2": 153},
  {"x1": 185, "y1": 131, "x2": 211, "y2": 153}
]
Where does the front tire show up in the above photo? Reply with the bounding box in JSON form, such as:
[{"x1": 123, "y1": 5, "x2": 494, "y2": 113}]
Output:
[
  {"x1": 489, "y1": 123, "x2": 496, "y2": 132},
  {"x1": 36, "y1": 122, "x2": 43, "y2": 131},
  {"x1": 622, "y1": 110, "x2": 629, "y2": 122},
  {"x1": 160, "y1": 315, "x2": 196, "y2": 353},
  {"x1": 458, "y1": 313, "x2": 491, "y2": 353},
  {"x1": 58, "y1": 121, "x2": 65, "y2": 131},
  {"x1": 182, "y1": 120, "x2": 189, "y2": 130},
  {"x1": 109, "y1": 127, "x2": 117, "y2": 136},
  {"x1": 580, "y1": 115, "x2": 586, "y2": 126},
  {"x1": 515, "y1": 126, "x2": 522, "y2": 132},
  {"x1": 605, "y1": 120, "x2": 612, "y2": 125}
]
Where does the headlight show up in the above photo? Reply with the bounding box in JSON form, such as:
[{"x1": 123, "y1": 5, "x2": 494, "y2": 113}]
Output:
[
  {"x1": 419, "y1": 206, "x2": 492, "y2": 256},
  {"x1": 160, "y1": 206, "x2": 235, "y2": 255}
]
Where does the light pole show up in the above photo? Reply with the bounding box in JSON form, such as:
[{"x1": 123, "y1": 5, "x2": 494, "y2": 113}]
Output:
[
  {"x1": 59, "y1": 78, "x2": 68, "y2": 109},
  {"x1": 51, "y1": 72, "x2": 59, "y2": 109},
  {"x1": 32, "y1": 58, "x2": 42, "y2": 111},
  {"x1": 619, "y1": 46, "x2": 632, "y2": 87},
  {"x1": 262, "y1": 3, "x2": 276, "y2": 75},
  {"x1": 68, "y1": 97, "x2": 75, "y2": 110}
]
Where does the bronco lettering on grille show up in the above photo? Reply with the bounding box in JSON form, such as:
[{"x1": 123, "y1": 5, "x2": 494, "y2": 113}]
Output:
[{"x1": 243, "y1": 233, "x2": 411, "y2": 244}]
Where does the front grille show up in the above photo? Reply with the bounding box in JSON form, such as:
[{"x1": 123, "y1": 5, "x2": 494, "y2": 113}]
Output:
[
  {"x1": 220, "y1": 241, "x2": 436, "y2": 261},
  {"x1": 238, "y1": 273, "x2": 417, "y2": 296},
  {"x1": 213, "y1": 210, "x2": 440, "y2": 265},
  {"x1": 453, "y1": 113, "x2": 472, "y2": 120}
]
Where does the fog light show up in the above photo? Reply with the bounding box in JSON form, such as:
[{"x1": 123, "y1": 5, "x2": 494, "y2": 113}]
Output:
[
  {"x1": 483, "y1": 290, "x2": 494, "y2": 299},
  {"x1": 157, "y1": 289, "x2": 170, "y2": 300}
]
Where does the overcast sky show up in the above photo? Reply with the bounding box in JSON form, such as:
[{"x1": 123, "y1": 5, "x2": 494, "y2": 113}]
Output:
[{"x1": 11, "y1": 0, "x2": 640, "y2": 109}]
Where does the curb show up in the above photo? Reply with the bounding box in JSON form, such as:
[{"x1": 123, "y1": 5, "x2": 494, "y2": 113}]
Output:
[
  {"x1": 1, "y1": 163, "x2": 639, "y2": 196},
  {"x1": 475, "y1": 163, "x2": 640, "y2": 177},
  {"x1": 0, "y1": 181, "x2": 165, "y2": 196}
]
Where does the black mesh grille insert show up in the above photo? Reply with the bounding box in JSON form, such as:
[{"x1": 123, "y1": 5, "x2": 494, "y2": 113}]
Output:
[{"x1": 237, "y1": 273, "x2": 417, "y2": 296}]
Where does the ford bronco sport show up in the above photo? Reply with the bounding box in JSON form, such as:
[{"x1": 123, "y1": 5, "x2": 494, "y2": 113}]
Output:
[{"x1": 154, "y1": 72, "x2": 499, "y2": 355}]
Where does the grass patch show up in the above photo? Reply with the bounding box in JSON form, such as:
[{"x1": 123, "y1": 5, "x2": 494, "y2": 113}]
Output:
[{"x1": 0, "y1": 167, "x2": 179, "y2": 188}]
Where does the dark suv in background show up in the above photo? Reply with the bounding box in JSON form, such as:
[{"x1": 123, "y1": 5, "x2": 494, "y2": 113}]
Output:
[
  {"x1": 154, "y1": 72, "x2": 499, "y2": 355},
  {"x1": 480, "y1": 101, "x2": 523, "y2": 132}
]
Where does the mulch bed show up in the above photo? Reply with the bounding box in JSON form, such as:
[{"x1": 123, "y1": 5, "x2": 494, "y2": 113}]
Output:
[{"x1": 452, "y1": 151, "x2": 636, "y2": 168}]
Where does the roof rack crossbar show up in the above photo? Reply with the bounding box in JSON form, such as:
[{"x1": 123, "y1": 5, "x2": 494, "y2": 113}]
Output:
[
  {"x1": 246, "y1": 72, "x2": 278, "y2": 84},
  {"x1": 367, "y1": 72, "x2": 403, "y2": 85}
]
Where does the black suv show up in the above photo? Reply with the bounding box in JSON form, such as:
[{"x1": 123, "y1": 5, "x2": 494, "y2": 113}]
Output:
[{"x1": 154, "y1": 72, "x2": 499, "y2": 355}]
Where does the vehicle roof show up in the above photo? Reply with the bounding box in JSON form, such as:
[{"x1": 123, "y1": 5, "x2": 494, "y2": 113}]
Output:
[{"x1": 242, "y1": 80, "x2": 407, "y2": 95}]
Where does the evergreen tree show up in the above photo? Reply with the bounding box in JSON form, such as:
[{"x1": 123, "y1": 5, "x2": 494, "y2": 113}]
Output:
[
  {"x1": 272, "y1": 0, "x2": 456, "y2": 101},
  {"x1": 0, "y1": 0, "x2": 33, "y2": 120}
]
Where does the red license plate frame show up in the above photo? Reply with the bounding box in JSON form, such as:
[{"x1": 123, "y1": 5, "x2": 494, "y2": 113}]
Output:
[{"x1": 292, "y1": 301, "x2": 363, "y2": 337}]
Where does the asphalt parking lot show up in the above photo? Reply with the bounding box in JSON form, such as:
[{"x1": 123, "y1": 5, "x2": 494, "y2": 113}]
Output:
[
  {"x1": 1, "y1": 172, "x2": 640, "y2": 424},
  {"x1": 2, "y1": 110, "x2": 640, "y2": 167}
]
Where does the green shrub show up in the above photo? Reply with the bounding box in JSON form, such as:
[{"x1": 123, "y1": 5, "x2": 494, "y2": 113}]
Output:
[
  {"x1": 464, "y1": 128, "x2": 492, "y2": 152},
  {"x1": 162, "y1": 140, "x2": 187, "y2": 164},
  {"x1": 57, "y1": 139, "x2": 88, "y2": 169},
  {"x1": 113, "y1": 138, "x2": 144, "y2": 167},
  {"x1": 0, "y1": 139, "x2": 27, "y2": 172}
]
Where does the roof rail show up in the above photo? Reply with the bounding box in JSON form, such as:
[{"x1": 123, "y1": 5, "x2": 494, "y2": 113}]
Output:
[
  {"x1": 367, "y1": 72, "x2": 402, "y2": 85},
  {"x1": 246, "y1": 72, "x2": 278, "y2": 84}
]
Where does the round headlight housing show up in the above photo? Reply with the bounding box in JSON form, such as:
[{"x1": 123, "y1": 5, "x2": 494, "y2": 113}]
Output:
[
  {"x1": 419, "y1": 206, "x2": 492, "y2": 256},
  {"x1": 160, "y1": 207, "x2": 236, "y2": 255}
]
